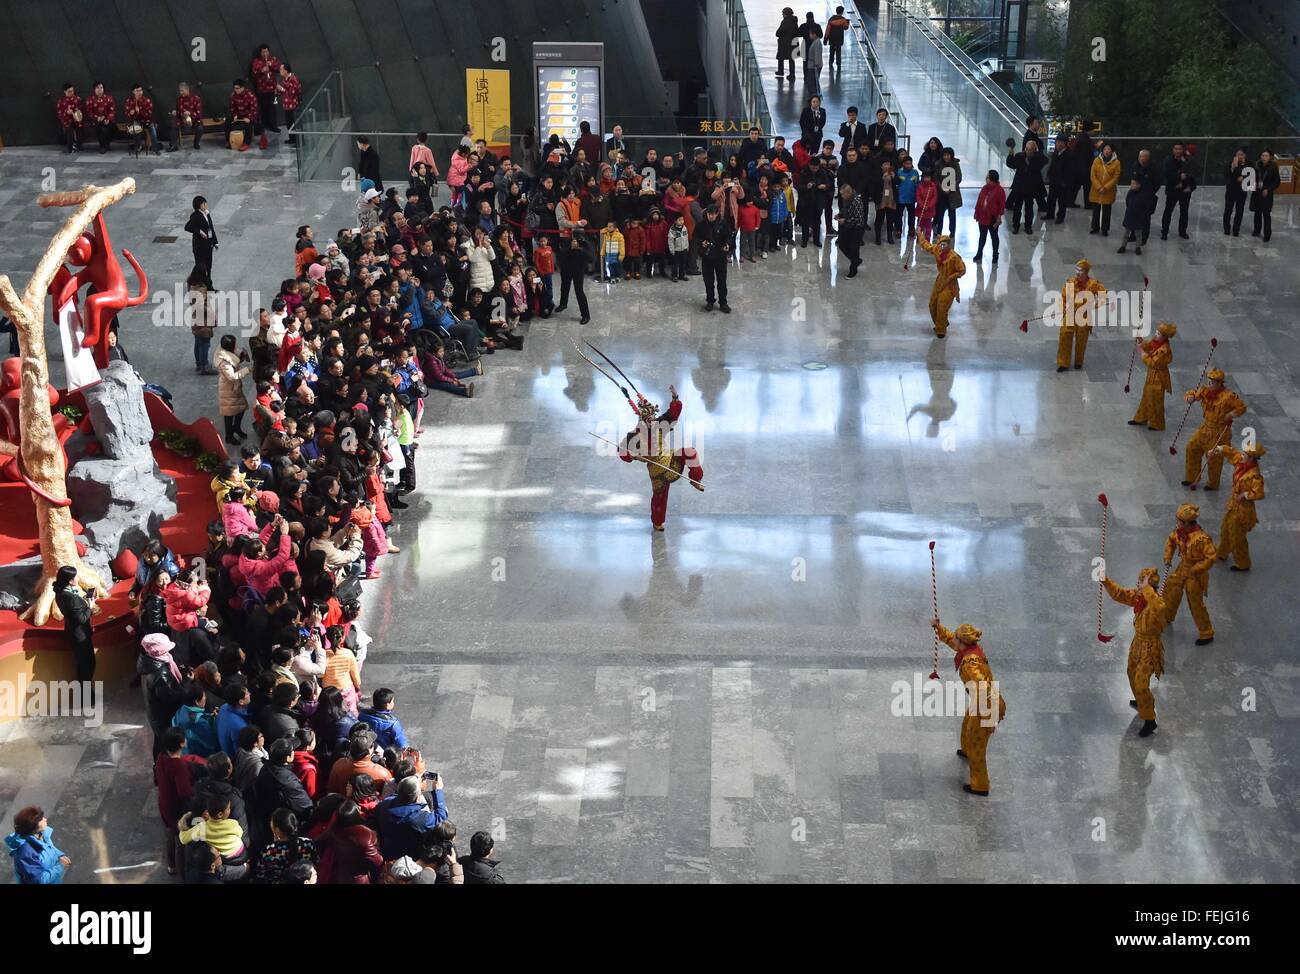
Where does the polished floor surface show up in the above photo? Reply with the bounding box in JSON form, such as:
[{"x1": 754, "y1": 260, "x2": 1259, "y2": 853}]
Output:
[{"x1": 0, "y1": 132, "x2": 1298, "y2": 882}]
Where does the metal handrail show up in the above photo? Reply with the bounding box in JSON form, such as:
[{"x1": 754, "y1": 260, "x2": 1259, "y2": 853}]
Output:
[{"x1": 888, "y1": 0, "x2": 1022, "y2": 139}]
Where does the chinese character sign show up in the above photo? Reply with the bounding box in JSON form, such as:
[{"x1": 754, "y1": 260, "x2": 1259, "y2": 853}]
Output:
[{"x1": 466, "y1": 68, "x2": 511, "y2": 157}]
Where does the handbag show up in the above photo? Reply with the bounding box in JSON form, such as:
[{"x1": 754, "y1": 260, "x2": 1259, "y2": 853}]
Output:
[{"x1": 409, "y1": 379, "x2": 430, "y2": 398}]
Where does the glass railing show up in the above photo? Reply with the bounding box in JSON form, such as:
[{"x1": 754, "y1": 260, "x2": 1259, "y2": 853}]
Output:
[
  {"x1": 723, "y1": 0, "x2": 774, "y2": 138},
  {"x1": 842, "y1": 0, "x2": 910, "y2": 153}
]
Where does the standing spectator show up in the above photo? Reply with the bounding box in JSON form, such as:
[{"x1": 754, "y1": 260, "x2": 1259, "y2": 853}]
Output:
[
  {"x1": 1045, "y1": 141, "x2": 1071, "y2": 225},
  {"x1": 357, "y1": 136, "x2": 383, "y2": 192},
  {"x1": 85, "y1": 82, "x2": 116, "y2": 154},
  {"x1": 874, "y1": 161, "x2": 898, "y2": 245},
  {"x1": 250, "y1": 43, "x2": 282, "y2": 139},
  {"x1": 1223, "y1": 147, "x2": 1249, "y2": 236},
  {"x1": 797, "y1": 155, "x2": 833, "y2": 247},
  {"x1": 253, "y1": 738, "x2": 314, "y2": 831},
  {"x1": 769, "y1": 174, "x2": 792, "y2": 252},
  {"x1": 314, "y1": 800, "x2": 383, "y2": 883},
  {"x1": 624, "y1": 217, "x2": 648, "y2": 278},
  {"x1": 799, "y1": 95, "x2": 826, "y2": 148},
  {"x1": 461, "y1": 831, "x2": 506, "y2": 884},
  {"x1": 605, "y1": 123, "x2": 630, "y2": 160},
  {"x1": 972, "y1": 170, "x2": 1006, "y2": 265},
  {"x1": 53, "y1": 565, "x2": 97, "y2": 694},
  {"x1": 1022, "y1": 115, "x2": 1045, "y2": 153},
  {"x1": 866, "y1": 108, "x2": 897, "y2": 156},
  {"x1": 669, "y1": 213, "x2": 691, "y2": 280},
  {"x1": 915, "y1": 170, "x2": 939, "y2": 241},
  {"x1": 557, "y1": 236, "x2": 591, "y2": 324},
  {"x1": 185, "y1": 195, "x2": 217, "y2": 289},
  {"x1": 1250, "y1": 149, "x2": 1280, "y2": 242},
  {"x1": 645, "y1": 208, "x2": 670, "y2": 275},
  {"x1": 737, "y1": 197, "x2": 762, "y2": 263},
  {"x1": 737, "y1": 126, "x2": 768, "y2": 169},
  {"x1": 56, "y1": 83, "x2": 83, "y2": 153},
  {"x1": 897, "y1": 154, "x2": 920, "y2": 235},
  {"x1": 171, "y1": 81, "x2": 205, "y2": 151},
  {"x1": 155, "y1": 727, "x2": 198, "y2": 876},
  {"x1": 216, "y1": 334, "x2": 252, "y2": 444},
  {"x1": 5, "y1": 807, "x2": 70, "y2": 885},
  {"x1": 775, "y1": 8, "x2": 800, "y2": 81},
  {"x1": 802, "y1": 12, "x2": 824, "y2": 93},
  {"x1": 1089, "y1": 142, "x2": 1120, "y2": 236},
  {"x1": 835, "y1": 184, "x2": 865, "y2": 276},
  {"x1": 188, "y1": 274, "x2": 217, "y2": 376},
  {"x1": 375, "y1": 776, "x2": 449, "y2": 860},
  {"x1": 1117, "y1": 149, "x2": 1157, "y2": 254},
  {"x1": 357, "y1": 688, "x2": 410, "y2": 750},
  {"x1": 1005, "y1": 137, "x2": 1046, "y2": 233},
  {"x1": 575, "y1": 121, "x2": 602, "y2": 168},
  {"x1": 825, "y1": 6, "x2": 851, "y2": 71},
  {"x1": 278, "y1": 62, "x2": 302, "y2": 145},
  {"x1": 838, "y1": 106, "x2": 868, "y2": 159},
  {"x1": 935, "y1": 148, "x2": 963, "y2": 236},
  {"x1": 599, "y1": 220, "x2": 625, "y2": 282},
  {"x1": 1160, "y1": 142, "x2": 1196, "y2": 240},
  {"x1": 226, "y1": 80, "x2": 258, "y2": 151},
  {"x1": 697, "y1": 206, "x2": 732, "y2": 313},
  {"x1": 139, "y1": 632, "x2": 185, "y2": 754}
]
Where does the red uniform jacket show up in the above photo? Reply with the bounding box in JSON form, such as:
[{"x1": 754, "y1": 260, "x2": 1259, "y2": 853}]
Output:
[
  {"x1": 279, "y1": 74, "x2": 302, "y2": 111},
  {"x1": 57, "y1": 95, "x2": 83, "y2": 129},
  {"x1": 85, "y1": 94, "x2": 116, "y2": 125},
  {"x1": 229, "y1": 89, "x2": 259, "y2": 121},
  {"x1": 252, "y1": 55, "x2": 282, "y2": 94},
  {"x1": 125, "y1": 95, "x2": 154, "y2": 124},
  {"x1": 175, "y1": 93, "x2": 204, "y2": 124}
]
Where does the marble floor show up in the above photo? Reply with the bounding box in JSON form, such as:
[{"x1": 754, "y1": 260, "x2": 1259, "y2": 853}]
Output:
[{"x1": 0, "y1": 134, "x2": 1298, "y2": 883}]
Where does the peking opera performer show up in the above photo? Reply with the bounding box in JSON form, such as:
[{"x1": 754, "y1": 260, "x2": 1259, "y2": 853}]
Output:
[{"x1": 618, "y1": 385, "x2": 703, "y2": 532}]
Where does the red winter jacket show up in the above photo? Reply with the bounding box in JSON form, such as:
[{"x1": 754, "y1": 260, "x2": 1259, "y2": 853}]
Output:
[
  {"x1": 292, "y1": 749, "x2": 321, "y2": 799},
  {"x1": 974, "y1": 182, "x2": 1007, "y2": 226},
  {"x1": 154, "y1": 752, "x2": 204, "y2": 827},
  {"x1": 644, "y1": 217, "x2": 670, "y2": 254},
  {"x1": 737, "y1": 204, "x2": 762, "y2": 232},
  {"x1": 624, "y1": 224, "x2": 647, "y2": 257},
  {"x1": 164, "y1": 582, "x2": 210, "y2": 632}
]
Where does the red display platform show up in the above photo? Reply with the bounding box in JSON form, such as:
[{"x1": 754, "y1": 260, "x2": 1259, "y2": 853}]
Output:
[{"x1": 0, "y1": 392, "x2": 226, "y2": 686}]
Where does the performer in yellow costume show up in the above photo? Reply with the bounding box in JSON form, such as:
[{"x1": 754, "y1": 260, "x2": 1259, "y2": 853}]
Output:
[
  {"x1": 1056, "y1": 258, "x2": 1107, "y2": 372},
  {"x1": 930, "y1": 618, "x2": 1006, "y2": 796},
  {"x1": 913, "y1": 232, "x2": 965, "y2": 337},
  {"x1": 1212, "y1": 442, "x2": 1266, "y2": 571},
  {"x1": 1103, "y1": 567, "x2": 1167, "y2": 737},
  {"x1": 1127, "y1": 321, "x2": 1176, "y2": 430},
  {"x1": 1181, "y1": 368, "x2": 1246, "y2": 488},
  {"x1": 1162, "y1": 503, "x2": 1217, "y2": 645}
]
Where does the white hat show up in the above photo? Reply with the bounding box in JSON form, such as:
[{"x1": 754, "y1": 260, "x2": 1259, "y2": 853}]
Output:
[{"x1": 364, "y1": 188, "x2": 380, "y2": 201}]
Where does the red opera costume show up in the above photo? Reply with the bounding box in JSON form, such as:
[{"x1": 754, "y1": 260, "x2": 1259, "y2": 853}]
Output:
[
  {"x1": 175, "y1": 92, "x2": 204, "y2": 126},
  {"x1": 619, "y1": 392, "x2": 703, "y2": 531},
  {"x1": 56, "y1": 94, "x2": 83, "y2": 131},
  {"x1": 252, "y1": 55, "x2": 282, "y2": 95}
]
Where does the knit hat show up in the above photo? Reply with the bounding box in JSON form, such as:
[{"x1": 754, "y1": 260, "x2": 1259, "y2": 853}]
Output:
[
  {"x1": 307, "y1": 263, "x2": 326, "y2": 281},
  {"x1": 360, "y1": 178, "x2": 375, "y2": 192},
  {"x1": 257, "y1": 490, "x2": 280, "y2": 512},
  {"x1": 1206, "y1": 368, "x2": 1225, "y2": 382},
  {"x1": 1156, "y1": 322, "x2": 1177, "y2": 337},
  {"x1": 1176, "y1": 503, "x2": 1199, "y2": 522},
  {"x1": 326, "y1": 239, "x2": 338, "y2": 251},
  {"x1": 954, "y1": 623, "x2": 982, "y2": 644},
  {"x1": 387, "y1": 856, "x2": 421, "y2": 881},
  {"x1": 364, "y1": 188, "x2": 380, "y2": 201}
]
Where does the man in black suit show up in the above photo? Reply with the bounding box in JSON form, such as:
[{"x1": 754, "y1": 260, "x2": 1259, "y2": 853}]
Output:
[
  {"x1": 604, "y1": 123, "x2": 629, "y2": 161},
  {"x1": 865, "y1": 108, "x2": 896, "y2": 154},
  {"x1": 357, "y1": 135, "x2": 383, "y2": 191},
  {"x1": 838, "y1": 106, "x2": 868, "y2": 160},
  {"x1": 184, "y1": 195, "x2": 217, "y2": 288}
]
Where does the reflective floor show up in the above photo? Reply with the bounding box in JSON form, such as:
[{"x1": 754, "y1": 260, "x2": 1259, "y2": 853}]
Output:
[{"x1": 0, "y1": 137, "x2": 1298, "y2": 882}]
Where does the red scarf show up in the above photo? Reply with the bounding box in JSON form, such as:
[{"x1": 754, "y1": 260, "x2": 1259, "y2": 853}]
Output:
[
  {"x1": 1202, "y1": 385, "x2": 1224, "y2": 402},
  {"x1": 954, "y1": 643, "x2": 986, "y2": 672},
  {"x1": 1175, "y1": 523, "x2": 1200, "y2": 544},
  {"x1": 1144, "y1": 337, "x2": 1167, "y2": 353},
  {"x1": 937, "y1": 249, "x2": 951, "y2": 264},
  {"x1": 1132, "y1": 594, "x2": 1147, "y2": 617},
  {"x1": 1233, "y1": 459, "x2": 1257, "y2": 481}
]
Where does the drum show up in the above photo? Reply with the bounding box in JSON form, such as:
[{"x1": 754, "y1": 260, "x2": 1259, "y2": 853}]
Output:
[{"x1": 229, "y1": 128, "x2": 245, "y2": 151}]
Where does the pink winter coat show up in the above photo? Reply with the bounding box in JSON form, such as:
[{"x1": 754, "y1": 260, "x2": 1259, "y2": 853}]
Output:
[
  {"x1": 447, "y1": 153, "x2": 470, "y2": 189},
  {"x1": 164, "y1": 582, "x2": 210, "y2": 632},
  {"x1": 237, "y1": 529, "x2": 295, "y2": 596},
  {"x1": 222, "y1": 500, "x2": 259, "y2": 539}
]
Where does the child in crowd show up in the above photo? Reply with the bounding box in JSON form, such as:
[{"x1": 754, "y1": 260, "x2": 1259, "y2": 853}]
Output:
[
  {"x1": 222, "y1": 486, "x2": 260, "y2": 539},
  {"x1": 875, "y1": 162, "x2": 899, "y2": 245},
  {"x1": 897, "y1": 155, "x2": 920, "y2": 235},
  {"x1": 668, "y1": 215, "x2": 690, "y2": 281},
  {"x1": 644, "y1": 209, "x2": 670, "y2": 277},
  {"x1": 973, "y1": 169, "x2": 1006, "y2": 265},
  {"x1": 737, "y1": 197, "x2": 761, "y2": 262},
  {"x1": 916, "y1": 170, "x2": 939, "y2": 241},
  {"x1": 623, "y1": 217, "x2": 646, "y2": 279},
  {"x1": 531, "y1": 235, "x2": 555, "y2": 314},
  {"x1": 600, "y1": 220, "x2": 625, "y2": 282}
]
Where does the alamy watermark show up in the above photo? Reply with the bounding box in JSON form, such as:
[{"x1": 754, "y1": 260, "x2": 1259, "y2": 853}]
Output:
[
  {"x1": 0, "y1": 677, "x2": 103, "y2": 727},
  {"x1": 149, "y1": 284, "x2": 263, "y2": 337},
  {"x1": 890, "y1": 672, "x2": 1001, "y2": 727}
]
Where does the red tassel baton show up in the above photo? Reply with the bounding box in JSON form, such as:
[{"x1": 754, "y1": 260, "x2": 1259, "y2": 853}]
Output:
[
  {"x1": 1096, "y1": 493, "x2": 1114, "y2": 643},
  {"x1": 928, "y1": 541, "x2": 940, "y2": 680},
  {"x1": 1169, "y1": 337, "x2": 1217, "y2": 456}
]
